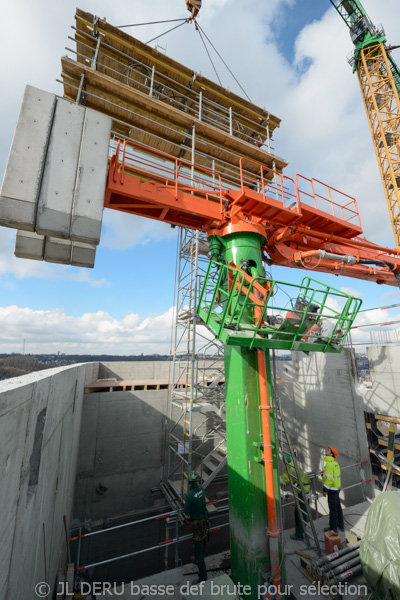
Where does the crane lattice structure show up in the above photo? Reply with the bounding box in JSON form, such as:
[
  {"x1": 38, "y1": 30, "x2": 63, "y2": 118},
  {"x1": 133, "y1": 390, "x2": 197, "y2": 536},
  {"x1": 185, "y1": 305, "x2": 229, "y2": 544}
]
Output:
[{"x1": 330, "y1": 0, "x2": 400, "y2": 248}]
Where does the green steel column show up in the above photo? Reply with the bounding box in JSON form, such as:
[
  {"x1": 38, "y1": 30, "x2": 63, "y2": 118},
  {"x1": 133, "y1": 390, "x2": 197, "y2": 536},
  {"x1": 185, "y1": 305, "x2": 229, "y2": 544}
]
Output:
[{"x1": 210, "y1": 232, "x2": 283, "y2": 597}]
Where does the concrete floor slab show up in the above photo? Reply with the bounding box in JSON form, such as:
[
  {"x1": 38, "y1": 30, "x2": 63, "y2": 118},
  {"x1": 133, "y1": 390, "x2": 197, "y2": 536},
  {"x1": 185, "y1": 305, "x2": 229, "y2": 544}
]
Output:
[
  {"x1": 96, "y1": 551, "x2": 230, "y2": 599},
  {"x1": 284, "y1": 500, "x2": 370, "y2": 599},
  {"x1": 95, "y1": 500, "x2": 372, "y2": 600}
]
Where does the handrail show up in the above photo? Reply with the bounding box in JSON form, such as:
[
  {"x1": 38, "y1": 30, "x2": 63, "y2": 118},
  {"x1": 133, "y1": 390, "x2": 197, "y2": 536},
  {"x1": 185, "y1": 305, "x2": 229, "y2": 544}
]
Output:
[
  {"x1": 296, "y1": 174, "x2": 361, "y2": 227},
  {"x1": 239, "y1": 157, "x2": 300, "y2": 212},
  {"x1": 197, "y1": 260, "x2": 362, "y2": 351},
  {"x1": 112, "y1": 138, "x2": 224, "y2": 210}
]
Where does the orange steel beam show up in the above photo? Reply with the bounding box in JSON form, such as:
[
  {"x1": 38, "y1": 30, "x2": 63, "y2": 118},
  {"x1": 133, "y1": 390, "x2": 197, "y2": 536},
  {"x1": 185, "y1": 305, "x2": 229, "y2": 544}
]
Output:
[{"x1": 105, "y1": 140, "x2": 400, "y2": 287}]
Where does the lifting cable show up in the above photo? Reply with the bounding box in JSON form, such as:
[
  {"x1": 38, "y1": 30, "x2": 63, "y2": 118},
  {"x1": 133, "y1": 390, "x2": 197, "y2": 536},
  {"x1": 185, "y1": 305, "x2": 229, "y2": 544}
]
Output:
[
  {"x1": 146, "y1": 20, "x2": 190, "y2": 45},
  {"x1": 196, "y1": 23, "x2": 252, "y2": 103},
  {"x1": 117, "y1": 15, "x2": 251, "y2": 103},
  {"x1": 195, "y1": 24, "x2": 223, "y2": 86},
  {"x1": 116, "y1": 18, "x2": 189, "y2": 29}
]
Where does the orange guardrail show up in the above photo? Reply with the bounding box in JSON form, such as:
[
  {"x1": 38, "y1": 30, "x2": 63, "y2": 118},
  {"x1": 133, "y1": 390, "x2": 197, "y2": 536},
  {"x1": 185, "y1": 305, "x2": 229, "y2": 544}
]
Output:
[
  {"x1": 296, "y1": 174, "x2": 361, "y2": 227},
  {"x1": 239, "y1": 157, "x2": 300, "y2": 212},
  {"x1": 111, "y1": 139, "x2": 224, "y2": 211}
]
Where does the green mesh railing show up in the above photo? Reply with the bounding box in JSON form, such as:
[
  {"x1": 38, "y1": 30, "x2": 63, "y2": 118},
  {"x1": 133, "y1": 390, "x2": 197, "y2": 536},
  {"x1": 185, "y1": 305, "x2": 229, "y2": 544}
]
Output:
[{"x1": 197, "y1": 260, "x2": 362, "y2": 352}]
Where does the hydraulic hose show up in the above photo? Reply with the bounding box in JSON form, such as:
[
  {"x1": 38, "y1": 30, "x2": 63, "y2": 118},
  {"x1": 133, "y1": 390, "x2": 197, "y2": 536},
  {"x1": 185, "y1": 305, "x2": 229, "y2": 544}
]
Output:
[
  {"x1": 358, "y1": 258, "x2": 400, "y2": 288},
  {"x1": 294, "y1": 250, "x2": 400, "y2": 289}
]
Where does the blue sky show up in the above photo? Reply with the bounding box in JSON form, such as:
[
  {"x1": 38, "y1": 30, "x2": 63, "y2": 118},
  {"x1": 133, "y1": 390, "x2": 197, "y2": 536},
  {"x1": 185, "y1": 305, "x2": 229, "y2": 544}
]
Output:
[{"x1": 1, "y1": 0, "x2": 400, "y2": 354}]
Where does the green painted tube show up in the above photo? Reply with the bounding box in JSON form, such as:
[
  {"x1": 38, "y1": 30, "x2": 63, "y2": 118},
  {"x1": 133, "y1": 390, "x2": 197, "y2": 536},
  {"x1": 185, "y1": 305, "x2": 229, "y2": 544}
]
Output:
[{"x1": 214, "y1": 231, "x2": 284, "y2": 598}]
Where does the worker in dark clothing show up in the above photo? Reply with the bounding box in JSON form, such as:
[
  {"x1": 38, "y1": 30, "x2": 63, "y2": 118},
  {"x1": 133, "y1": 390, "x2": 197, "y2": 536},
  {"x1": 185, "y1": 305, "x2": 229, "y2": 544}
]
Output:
[
  {"x1": 322, "y1": 446, "x2": 344, "y2": 535},
  {"x1": 183, "y1": 471, "x2": 208, "y2": 582},
  {"x1": 280, "y1": 454, "x2": 311, "y2": 541}
]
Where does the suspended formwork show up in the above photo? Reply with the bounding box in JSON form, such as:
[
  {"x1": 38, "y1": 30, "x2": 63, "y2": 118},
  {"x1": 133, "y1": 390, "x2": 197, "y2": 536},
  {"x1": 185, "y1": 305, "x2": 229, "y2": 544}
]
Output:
[{"x1": 61, "y1": 9, "x2": 287, "y2": 200}]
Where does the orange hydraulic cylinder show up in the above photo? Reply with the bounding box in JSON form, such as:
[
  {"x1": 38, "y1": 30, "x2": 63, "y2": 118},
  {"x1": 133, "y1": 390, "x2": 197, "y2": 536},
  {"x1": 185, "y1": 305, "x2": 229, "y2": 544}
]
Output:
[{"x1": 257, "y1": 348, "x2": 281, "y2": 597}]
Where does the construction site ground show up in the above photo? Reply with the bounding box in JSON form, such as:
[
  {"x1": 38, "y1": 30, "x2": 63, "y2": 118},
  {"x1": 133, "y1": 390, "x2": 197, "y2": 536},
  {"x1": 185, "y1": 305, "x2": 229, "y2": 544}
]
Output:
[{"x1": 96, "y1": 499, "x2": 371, "y2": 600}]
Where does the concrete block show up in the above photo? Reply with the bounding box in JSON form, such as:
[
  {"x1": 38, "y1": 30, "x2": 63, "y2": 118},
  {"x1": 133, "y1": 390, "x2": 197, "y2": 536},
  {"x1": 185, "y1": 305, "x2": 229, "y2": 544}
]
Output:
[
  {"x1": 71, "y1": 241, "x2": 96, "y2": 268},
  {"x1": 14, "y1": 229, "x2": 45, "y2": 260},
  {"x1": 0, "y1": 86, "x2": 56, "y2": 231},
  {"x1": 44, "y1": 237, "x2": 71, "y2": 264},
  {"x1": 71, "y1": 108, "x2": 111, "y2": 244},
  {"x1": 36, "y1": 98, "x2": 85, "y2": 238},
  {"x1": 16, "y1": 234, "x2": 97, "y2": 268}
]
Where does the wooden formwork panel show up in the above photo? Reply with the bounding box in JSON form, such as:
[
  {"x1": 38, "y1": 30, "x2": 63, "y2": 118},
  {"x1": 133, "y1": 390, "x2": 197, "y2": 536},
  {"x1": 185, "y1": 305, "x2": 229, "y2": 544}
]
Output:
[{"x1": 62, "y1": 9, "x2": 287, "y2": 190}]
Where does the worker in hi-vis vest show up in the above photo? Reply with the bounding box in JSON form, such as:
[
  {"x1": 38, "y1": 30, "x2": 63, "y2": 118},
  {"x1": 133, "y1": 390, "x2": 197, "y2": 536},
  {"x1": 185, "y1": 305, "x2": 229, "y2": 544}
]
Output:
[
  {"x1": 184, "y1": 471, "x2": 208, "y2": 583},
  {"x1": 280, "y1": 454, "x2": 311, "y2": 540},
  {"x1": 322, "y1": 446, "x2": 344, "y2": 535}
]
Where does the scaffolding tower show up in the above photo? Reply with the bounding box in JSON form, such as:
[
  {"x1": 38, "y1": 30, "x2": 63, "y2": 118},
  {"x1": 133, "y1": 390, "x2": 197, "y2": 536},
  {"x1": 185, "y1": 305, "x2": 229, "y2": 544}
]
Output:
[{"x1": 165, "y1": 228, "x2": 226, "y2": 502}]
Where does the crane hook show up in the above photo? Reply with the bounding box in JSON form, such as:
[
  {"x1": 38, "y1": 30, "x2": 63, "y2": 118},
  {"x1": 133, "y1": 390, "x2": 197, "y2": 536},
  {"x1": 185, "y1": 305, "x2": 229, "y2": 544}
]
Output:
[{"x1": 185, "y1": 0, "x2": 201, "y2": 20}]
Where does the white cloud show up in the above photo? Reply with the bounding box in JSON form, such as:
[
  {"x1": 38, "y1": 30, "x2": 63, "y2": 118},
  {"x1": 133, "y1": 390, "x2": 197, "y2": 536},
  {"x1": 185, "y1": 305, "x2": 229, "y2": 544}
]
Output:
[
  {"x1": 350, "y1": 306, "x2": 400, "y2": 347},
  {"x1": 341, "y1": 287, "x2": 363, "y2": 299},
  {"x1": 0, "y1": 305, "x2": 176, "y2": 354}
]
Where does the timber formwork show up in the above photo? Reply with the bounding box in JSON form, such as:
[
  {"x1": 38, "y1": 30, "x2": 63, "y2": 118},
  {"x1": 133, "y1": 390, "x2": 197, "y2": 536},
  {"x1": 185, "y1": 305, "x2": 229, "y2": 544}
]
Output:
[{"x1": 62, "y1": 9, "x2": 287, "y2": 196}]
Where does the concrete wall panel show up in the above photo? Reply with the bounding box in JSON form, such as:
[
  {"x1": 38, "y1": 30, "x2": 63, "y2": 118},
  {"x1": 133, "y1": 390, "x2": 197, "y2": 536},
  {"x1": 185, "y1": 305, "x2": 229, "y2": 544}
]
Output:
[
  {"x1": 278, "y1": 350, "x2": 372, "y2": 506},
  {"x1": 0, "y1": 365, "x2": 85, "y2": 600},
  {"x1": 14, "y1": 230, "x2": 45, "y2": 261},
  {"x1": 0, "y1": 86, "x2": 56, "y2": 231},
  {"x1": 366, "y1": 346, "x2": 400, "y2": 415},
  {"x1": 70, "y1": 242, "x2": 96, "y2": 268},
  {"x1": 73, "y1": 391, "x2": 167, "y2": 521},
  {"x1": 36, "y1": 99, "x2": 85, "y2": 238},
  {"x1": 71, "y1": 109, "x2": 111, "y2": 244},
  {"x1": 0, "y1": 391, "x2": 31, "y2": 600}
]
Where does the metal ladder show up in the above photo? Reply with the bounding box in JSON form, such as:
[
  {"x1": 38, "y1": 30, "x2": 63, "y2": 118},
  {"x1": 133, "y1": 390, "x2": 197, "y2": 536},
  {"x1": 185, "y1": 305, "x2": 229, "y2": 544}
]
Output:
[{"x1": 275, "y1": 399, "x2": 322, "y2": 557}]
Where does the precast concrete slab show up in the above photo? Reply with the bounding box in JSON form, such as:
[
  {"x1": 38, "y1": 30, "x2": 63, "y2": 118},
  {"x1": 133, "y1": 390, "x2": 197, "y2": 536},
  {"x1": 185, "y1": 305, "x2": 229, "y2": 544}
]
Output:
[
  {"x1": 0, "y1": 86, "x2": 56, "y2": 231},
  {"x1": 71, "y1": 241, "x2": 97, "y2": 267},
  {"x1": 44, "y1": 236, "x2": 73, "y2": 263},
  {"x1": 1, "y1": 85, "x2": 111, "y2": 263},
  {"x1": 71, "y1": 107, "x2": 111, "y2": 244},
  {"x1": 15, "y1": 230, "x2": 45, "y2": 260},
  {"x1": 36, "y1": 97, "x2": 85, "y2": 238}
]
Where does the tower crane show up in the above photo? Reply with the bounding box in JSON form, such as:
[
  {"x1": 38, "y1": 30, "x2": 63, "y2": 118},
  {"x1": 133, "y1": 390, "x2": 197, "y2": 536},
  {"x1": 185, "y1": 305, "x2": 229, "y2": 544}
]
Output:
[{"x1": 329, "y1": 0, "x2": 400, "y2": 248}]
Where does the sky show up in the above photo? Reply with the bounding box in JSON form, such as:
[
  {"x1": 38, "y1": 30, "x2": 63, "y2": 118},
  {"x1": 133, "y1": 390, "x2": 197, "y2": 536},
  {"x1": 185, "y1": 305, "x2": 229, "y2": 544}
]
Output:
[{"x1": 1, "y1": 0, "x2": 400, "y2": 355}]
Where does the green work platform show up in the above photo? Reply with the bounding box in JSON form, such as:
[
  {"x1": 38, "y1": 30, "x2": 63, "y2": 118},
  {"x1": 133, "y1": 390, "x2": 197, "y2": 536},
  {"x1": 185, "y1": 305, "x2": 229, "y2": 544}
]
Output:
[{"x1": 197, "y1": 259, "x2": 362, "y2": 353}]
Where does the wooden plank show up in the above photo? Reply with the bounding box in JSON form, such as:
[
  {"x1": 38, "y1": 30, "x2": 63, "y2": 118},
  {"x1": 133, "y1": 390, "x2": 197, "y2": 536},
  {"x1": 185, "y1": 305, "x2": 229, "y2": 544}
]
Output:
[
  {"x1": 61, "y1": 59, "x2": 287, "y2": 174},
  {"x1": 75, "y1": 9, "x2": 281, "y2": 129},
  {"x1": 377, "y1": 438, "x2": 400, "y2": 451},
  {"x1": 62, "y1": 58, "x2": 285, "y2": 162},
  {"x1": 369, "y1": 449, "x2": 400, "y2": 475},
  {"x1": 374, "y1": 413, "x2": 400, "y2": 424}
]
